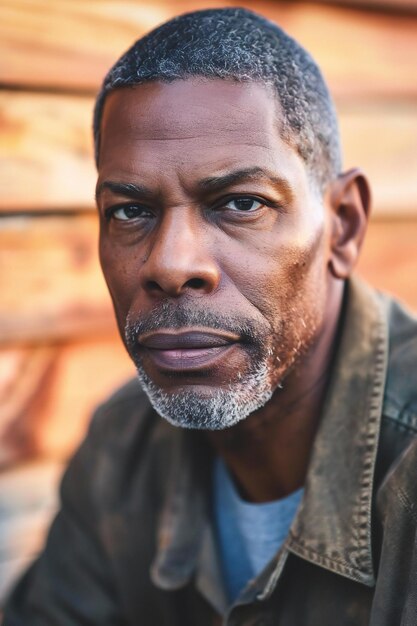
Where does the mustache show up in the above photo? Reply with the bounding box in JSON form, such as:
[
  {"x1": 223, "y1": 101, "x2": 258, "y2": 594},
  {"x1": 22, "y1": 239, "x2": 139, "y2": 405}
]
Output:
[{"x1": 124, "y1": 301, "x2": 270, "y2": 348}]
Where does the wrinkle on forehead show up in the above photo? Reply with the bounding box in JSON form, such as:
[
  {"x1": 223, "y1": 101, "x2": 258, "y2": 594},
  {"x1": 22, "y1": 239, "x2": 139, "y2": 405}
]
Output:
[
  {"x1": 98, "y1": 79, "x2": 308, "y2": 198},
  {"x1": 101, "y1": 79, "x2": 283, "y2": 142}
]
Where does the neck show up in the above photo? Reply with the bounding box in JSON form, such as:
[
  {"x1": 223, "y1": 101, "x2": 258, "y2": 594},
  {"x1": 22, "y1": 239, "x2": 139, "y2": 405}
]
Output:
[{"x1": 206, "y1": 282, "x2": 345, "y2": 503}]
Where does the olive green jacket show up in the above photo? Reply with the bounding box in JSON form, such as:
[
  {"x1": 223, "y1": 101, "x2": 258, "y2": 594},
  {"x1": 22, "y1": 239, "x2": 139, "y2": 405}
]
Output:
[{"x1": 4, "y1": 278, "x2": 417, "y2": 625}]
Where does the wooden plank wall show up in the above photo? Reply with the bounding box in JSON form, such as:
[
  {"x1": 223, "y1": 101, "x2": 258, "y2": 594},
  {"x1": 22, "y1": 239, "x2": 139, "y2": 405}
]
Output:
[{"x1": 0, "y1": 0, "x2": 416, "y2": 600}]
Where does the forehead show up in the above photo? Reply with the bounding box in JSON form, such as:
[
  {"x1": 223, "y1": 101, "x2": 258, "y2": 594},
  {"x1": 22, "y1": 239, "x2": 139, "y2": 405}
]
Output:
[{"x1": 98, "y1": 79, "x2": 306, "y2": 188}]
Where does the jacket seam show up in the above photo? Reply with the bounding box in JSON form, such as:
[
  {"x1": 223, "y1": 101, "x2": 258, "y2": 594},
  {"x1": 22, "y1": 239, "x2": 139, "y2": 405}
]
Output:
[
  {"x1": 287, "y1": 537, "x2": 372, "y2": 584},
  {"x1": 354, "y1": 312, "x2": 387, "y2": 575}
]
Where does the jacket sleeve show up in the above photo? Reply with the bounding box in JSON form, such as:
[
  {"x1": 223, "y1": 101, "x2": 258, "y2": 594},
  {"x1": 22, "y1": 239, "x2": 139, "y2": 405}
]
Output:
[{"x1": 2, "y1": 413, "x2": 127, "y2": 626}]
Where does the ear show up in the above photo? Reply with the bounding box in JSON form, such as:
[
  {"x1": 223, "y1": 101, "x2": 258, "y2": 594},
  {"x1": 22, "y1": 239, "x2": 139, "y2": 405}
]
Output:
[{"x1": 328, "y1": 168, "x2": 371, "y2": 279}]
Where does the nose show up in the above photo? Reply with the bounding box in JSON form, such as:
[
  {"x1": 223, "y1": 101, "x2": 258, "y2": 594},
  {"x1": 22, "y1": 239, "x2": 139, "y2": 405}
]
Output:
[{"x1": 140, "y1": 209, "x2": 221, "y2": 297}]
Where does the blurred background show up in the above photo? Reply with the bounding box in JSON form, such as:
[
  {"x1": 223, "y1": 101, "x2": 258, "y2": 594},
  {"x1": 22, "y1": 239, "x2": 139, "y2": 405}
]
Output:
[{"x1": 0, "y1": 0, "x2": 416, "y2": 604}]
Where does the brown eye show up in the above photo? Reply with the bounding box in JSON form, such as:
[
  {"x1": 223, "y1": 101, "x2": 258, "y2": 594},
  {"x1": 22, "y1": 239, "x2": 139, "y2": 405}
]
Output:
[
  {"x1": 225, "y1": 198, "x2": 263, "y2": 212},
  {"x1": 112, "y1": 205, "x2": 153, "y2": 221}
]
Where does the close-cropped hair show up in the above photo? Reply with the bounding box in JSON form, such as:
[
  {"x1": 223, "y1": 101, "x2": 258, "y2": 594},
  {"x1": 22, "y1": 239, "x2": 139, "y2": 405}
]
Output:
[{"x1": 93, "y1": 7, "x2": 342, "y2": 194}]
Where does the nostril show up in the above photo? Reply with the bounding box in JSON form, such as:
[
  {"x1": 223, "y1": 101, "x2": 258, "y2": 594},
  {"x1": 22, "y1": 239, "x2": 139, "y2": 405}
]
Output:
[
  {"x1": 186, "y1": 278, "x2": 205, "y2": 289},
  {"x1": 146, "y1": 280, "x2": 163, "y2": 291},
  {"x1": 145, "y1": 277, "x2": 206, "y2": 294}
]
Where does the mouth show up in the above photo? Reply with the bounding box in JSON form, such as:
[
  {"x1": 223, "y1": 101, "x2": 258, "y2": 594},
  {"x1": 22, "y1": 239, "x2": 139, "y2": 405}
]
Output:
[{"x1": 137, "y1": 329, "x2": 241, "y2": 372}]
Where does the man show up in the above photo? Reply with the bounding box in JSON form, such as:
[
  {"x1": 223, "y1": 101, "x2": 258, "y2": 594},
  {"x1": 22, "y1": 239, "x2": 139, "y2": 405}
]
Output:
[{"x1": 4, "y1": 7, "x2": 417, "y2": 625}]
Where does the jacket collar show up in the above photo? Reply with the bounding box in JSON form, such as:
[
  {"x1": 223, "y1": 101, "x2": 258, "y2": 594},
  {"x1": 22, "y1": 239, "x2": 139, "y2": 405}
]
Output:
[
  {"x1": 151, "y1": 277, "x2": 389, "y2": 591},
  {"x1": 287, "y1": 277, "x2": 388, "y2": 586}
]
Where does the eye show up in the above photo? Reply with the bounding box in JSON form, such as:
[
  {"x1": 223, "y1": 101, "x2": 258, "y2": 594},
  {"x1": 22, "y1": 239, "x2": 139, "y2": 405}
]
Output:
[
  {"x1": 107, "y1": 204, "x2": 153, "y2": 221},
  {"x1": 224, "y1": 197, "x2": 263, "y2": 212}
]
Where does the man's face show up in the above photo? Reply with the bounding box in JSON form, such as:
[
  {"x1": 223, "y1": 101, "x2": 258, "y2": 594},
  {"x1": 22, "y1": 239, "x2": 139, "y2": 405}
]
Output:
[{"x1": 96, "y1": 79, "x2": 334, "y2": 430}]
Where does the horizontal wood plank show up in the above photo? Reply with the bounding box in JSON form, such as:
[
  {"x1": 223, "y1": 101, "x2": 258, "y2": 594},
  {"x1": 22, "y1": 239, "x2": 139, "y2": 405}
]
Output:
[
  {"x1": 317, "y1": 0, "x2": 417, "y2": 11},
  {"x1": 0, "y1": 214, "x2": 113, "y2": 343},
  {"x1": 0, "y1": 0, "x2": 416, "y2": 99},
  {"x1": 0, "y1": 338, "x2": 135, "y2": 465},
  {"x1": 0, "y1": 213, "x2": 416, "y2": 346},
  {"x1": 1, "y1": 91, "x2": 416, "y2": 216},
  {"x1": 357, "y1": 218, "x2": 417, "y2": 310},
  {"x1": 340, "y1": 104, "x2": 417, "y2": 215},
  {"x1": 0, "y1": 92, "x2": 96, "y2": 211}
]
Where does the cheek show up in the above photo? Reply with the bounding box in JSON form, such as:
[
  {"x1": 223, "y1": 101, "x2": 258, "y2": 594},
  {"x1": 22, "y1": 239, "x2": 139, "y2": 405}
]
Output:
[
  {"x1": 99, "y1": 238, "x2": 140, "y2": 325},
  {"x1": 224, "y1": 223, "x2": 328, "y2": 321}
]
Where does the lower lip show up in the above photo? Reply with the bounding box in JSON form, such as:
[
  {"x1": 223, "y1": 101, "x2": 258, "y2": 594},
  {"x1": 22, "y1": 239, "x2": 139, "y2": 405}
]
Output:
[{"x1": 143, "y1": 344, "x2": 236, "y2": 371}]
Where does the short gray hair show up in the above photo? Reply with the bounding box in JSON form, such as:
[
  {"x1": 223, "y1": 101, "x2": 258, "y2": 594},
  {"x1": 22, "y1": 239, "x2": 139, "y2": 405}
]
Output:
[{"x1": 93, "y1": 7, "x2": 341, "y2": 192}]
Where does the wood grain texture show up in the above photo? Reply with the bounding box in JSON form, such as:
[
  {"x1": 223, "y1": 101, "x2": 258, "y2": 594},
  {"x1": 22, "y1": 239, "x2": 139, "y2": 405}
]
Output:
[
  {"x1": 0, "y1": 338, "x2": 135, "y2": 465},
  {"x1": 317, "y1": 0, "x2": 417, "y2": 11},
  {"x1": 357, "y1": 218, "x2": 417, "y2": 309},
  {"x1": 0, "y1": 213, "x2": 113, "y2": 343},
  {"x1": 339, "y1": 104, "x2": 417, "y2": 215},
  {"x1": 0, "y1": 0, "x2": 416, "y2": 99},
  {"x1": 0, "y1": 92, "x2": 96, "y2": 211},
  {"x1": 1, "y1": 91, "x2": 416, "y2": 215}
]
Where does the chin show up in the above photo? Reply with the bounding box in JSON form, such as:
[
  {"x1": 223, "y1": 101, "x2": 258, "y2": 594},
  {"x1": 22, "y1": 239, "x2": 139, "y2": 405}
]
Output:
[{"x1": 135, "y1": 361, "x2": 275, "y2": 431}]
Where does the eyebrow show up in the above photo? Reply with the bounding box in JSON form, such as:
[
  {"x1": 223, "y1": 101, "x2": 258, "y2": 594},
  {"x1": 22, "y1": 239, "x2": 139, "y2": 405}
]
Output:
[
  {"x1": 198, "y1": 167, "x2": 294, "y2": 201},
  {"x1": 96, "y1": 167, "x2": 294, "y2": 204},
  {"x1": 95, "y1": 181, "x2": 153, "y2": 203}
]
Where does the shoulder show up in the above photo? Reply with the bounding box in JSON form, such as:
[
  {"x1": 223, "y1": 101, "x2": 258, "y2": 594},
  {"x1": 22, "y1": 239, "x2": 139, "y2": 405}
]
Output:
[
  {"x1": 87, "y1": 377, "x2": 156, "y2": 450},
  {"x1": 59, "y1": 377, "x2": 181, "y2": 520},
  {"x1": 373, "y1": 290, "x2": 417, "y2": 494},
  {"x1": 63, "y1": 379, "x2": 160, "y2": 502}
]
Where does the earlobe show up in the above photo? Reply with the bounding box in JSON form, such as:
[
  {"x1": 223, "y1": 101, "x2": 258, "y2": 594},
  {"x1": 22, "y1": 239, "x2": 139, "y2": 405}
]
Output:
[{"x1": 328, "y1": 168, "x2": 371, "y2": 280}]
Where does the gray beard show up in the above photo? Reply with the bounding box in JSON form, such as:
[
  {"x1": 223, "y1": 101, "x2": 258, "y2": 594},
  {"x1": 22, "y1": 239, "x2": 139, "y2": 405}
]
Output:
[
  {"x1": 134, "y1": 357, "x2": 275, "y2": 430},
  {"x1": 124, "y1": 301, "x2": 278, "y2": 430}
]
